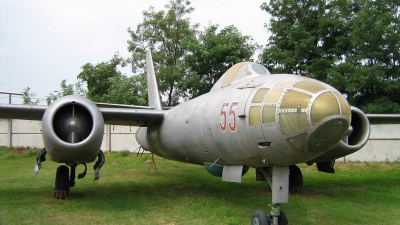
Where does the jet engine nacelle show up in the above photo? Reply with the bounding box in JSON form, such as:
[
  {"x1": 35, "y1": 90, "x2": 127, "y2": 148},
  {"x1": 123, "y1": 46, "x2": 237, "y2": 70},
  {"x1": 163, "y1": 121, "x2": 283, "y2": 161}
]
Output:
[
  {"x1": 42, "y1": 95, "x2": 104, "y2": 165},
  {"x1": 312, "y1": 106, "x2": 370, "y2": 162}
]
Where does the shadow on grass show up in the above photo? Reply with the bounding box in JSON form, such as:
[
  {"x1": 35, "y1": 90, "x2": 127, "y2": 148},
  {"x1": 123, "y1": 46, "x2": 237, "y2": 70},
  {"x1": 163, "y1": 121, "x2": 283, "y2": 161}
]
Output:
[
  {"x1": 1, "y1": 151, "x2": 400, "y2": 224},
  {"x1": 5, "y1": 161, "x2": 400, "y2": 210}
]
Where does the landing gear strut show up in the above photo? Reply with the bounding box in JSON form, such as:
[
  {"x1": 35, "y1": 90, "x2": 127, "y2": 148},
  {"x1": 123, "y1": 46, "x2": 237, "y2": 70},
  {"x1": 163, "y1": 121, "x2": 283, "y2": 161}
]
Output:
[
  {"x1": 54, "y1": 165, "x2": 70, "y2": 199},
  {"x1": 35, "y1": 149, "x2": 105, "y2": 199},
  {"x1": 52, "y1": 163, "x2": 89, "y2": 199},
  {"x1": 252, "y1": 166, "x2": 289, "y2": 225}
]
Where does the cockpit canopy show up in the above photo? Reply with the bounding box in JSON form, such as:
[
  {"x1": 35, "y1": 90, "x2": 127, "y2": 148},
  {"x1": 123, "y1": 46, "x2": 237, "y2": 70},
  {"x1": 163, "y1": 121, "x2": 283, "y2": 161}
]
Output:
[{"x1": 211, "y1": 62, "x2": 270, "y2": 91}]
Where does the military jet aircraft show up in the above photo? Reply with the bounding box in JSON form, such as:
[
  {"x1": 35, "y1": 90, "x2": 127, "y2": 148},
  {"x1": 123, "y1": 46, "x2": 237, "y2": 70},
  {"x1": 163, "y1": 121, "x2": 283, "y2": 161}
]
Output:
[{"x1": 1, "y1": 50, "x2": 399, "y2": 225}]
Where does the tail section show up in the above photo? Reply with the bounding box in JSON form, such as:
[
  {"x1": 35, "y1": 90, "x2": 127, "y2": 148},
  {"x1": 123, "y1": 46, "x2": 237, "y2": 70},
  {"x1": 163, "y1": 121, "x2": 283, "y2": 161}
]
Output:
[{"x1": 146, "y1": 49, "x2": 162, "y2": 110}]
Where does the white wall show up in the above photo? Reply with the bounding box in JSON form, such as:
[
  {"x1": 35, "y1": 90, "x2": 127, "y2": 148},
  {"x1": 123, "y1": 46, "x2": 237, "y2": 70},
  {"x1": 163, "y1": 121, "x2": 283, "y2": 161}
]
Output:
[
  {"x1": 1, "y1": 119, "x2": 399, "y2": 162},
  {"x1": 0, "y1": 119, "x2": 142, "y2": 152},
  {"x1": 101, "y1": 125, "x2": 141, "y2": 152},
  {"x1": 341, "y1": 124, "x2": 400, "y2": 162}
]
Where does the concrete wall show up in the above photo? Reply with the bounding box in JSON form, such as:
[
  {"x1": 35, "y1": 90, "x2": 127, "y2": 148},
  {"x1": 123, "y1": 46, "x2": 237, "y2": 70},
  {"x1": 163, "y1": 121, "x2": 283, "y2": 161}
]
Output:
[
  {"x1": 0, "y1": 119, "x2": 44, "y2": 148},
  {"x1": 0, "y1": 119, "x2": 141, "y2": 152},
  {"x1": 1, "y1": 119, "x2": 399, "y2": 162},
  {"x1": 341, "y1": 124, "x2": 400, "y2": 162},
  {"x1": 102, "y1": 125, "x2": 141, "y2": 152}
]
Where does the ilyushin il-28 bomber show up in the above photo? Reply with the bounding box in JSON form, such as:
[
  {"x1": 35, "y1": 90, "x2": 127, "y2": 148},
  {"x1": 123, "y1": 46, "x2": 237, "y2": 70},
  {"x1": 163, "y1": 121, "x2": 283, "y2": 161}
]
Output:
[{"x1": 2, "y1": 50, "x2": 399, "y2": 225}]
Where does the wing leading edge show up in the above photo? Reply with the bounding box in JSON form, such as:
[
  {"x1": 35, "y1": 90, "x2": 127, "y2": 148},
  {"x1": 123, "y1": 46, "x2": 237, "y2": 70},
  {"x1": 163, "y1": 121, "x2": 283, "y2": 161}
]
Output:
[
  {"x1": 100, "y1": 107, "x2": 166, "y2": 126},
  {"x1": 0, "y1": 101, "x2": 166, "y2": 126}
]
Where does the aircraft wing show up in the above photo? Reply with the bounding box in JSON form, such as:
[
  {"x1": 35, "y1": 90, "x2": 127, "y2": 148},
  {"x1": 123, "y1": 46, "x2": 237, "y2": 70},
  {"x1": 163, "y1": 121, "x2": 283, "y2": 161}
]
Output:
[
  {"x1": 366, "y1": 114, "x2": 400, "y2": 124},
  {"x1": 95, "y1": 102, "x2": 155, "y2": 109},
  {"x1": 96, "y1": 102, "x2": 166, "y2": 126},
  {"x1": 100, "y1": 107, "x2": 166, "y2": 126},
  {"x1": 0, "y1": 104, "x2": 47, "y2": 120},
  {"x1": 0, "y1": 102, "x2": 166, "y2": 127}
]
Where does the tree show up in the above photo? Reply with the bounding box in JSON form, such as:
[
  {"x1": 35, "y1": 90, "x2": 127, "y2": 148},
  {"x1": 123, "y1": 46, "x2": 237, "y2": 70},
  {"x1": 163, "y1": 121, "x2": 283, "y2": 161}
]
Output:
[
  {"x1": 46, "y1": 79, "x2": 86, "y2": 105},
  {"x1": 21, "y1": 87, "x2": 39, "y2": 105},
  {"x1": 339, "y1": 0, "x2": 400, "y2": 112},
  {"x1": 127, "y1": 0, "x2": 198, "y2": 106},
  {"x1": 260, "y1": 0, "x2": 400, "y2": 113},
  {"x1": 260, "y1": 0, "x2": 333, "y2": 77},
  {"x1": 184, "y1": 25, "x2": 259, "y2": 98},
  {"x1": 97, "y1": 74, "x2": 148, "y2": 105},
  {"x1": 77, "y1": 53, "x2": 147, "y2": 105},
  {"x1": 77, "y1": 53, "x2": 125, "y2": 102}
]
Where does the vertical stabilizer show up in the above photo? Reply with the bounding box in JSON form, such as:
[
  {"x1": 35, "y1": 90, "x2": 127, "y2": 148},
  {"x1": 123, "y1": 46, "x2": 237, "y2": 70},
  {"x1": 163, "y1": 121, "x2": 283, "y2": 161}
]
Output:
[{"x1": 146, "y1": 49, "x2": 162, "y2": 110}]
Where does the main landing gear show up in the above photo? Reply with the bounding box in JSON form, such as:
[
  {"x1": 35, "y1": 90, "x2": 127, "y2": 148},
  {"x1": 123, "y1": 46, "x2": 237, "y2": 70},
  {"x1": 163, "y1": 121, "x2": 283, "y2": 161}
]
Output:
[
  {"x1": 34, "y1": 149, "x2": 105, "y2": 199},
  {"x1": 252, "y1": 165, "x2": 304, "y2": 225}
]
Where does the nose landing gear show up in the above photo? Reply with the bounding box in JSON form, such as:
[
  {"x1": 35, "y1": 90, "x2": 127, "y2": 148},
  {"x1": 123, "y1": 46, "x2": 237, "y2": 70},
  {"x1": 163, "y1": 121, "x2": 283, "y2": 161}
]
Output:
[{"x1": 251, "y1": 166, "x2": 290, "y2": 225}]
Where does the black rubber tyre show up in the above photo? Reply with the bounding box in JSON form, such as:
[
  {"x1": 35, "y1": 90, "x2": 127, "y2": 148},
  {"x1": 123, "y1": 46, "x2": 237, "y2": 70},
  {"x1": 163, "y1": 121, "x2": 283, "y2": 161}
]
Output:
[
  {"x1": 251, "y1": 210, "x2": 269, "y2": 225},
  {"x1": 278, "y1": 209, "x2": 288, "y2": 225},
  {"x1": 55, "y1": 165, "x2": 70, "y2": 192},
  {"x1": 289, "y1": 165, "x2": 303, "y2": 190}
]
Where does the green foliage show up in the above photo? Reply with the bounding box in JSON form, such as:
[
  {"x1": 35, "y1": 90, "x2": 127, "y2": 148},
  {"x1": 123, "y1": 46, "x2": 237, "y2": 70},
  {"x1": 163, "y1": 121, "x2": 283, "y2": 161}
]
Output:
[
  {"x1": 127, "y1": 0, "x2": 261, "y2": 103},
  {"x1": 77, "y1": 54, "x2": 124, "y2": 102},
  {"x1": 1, "y1": 147, "x2": 40, "y2": 159},
  {"x1": 45, "y1": 79, "x2": 87, "y2": 105},
  {"x1": 260, "y1": 0, "x2": 400, "y2": 113},
  {"x1": 21, "y1": 87, "x2": 40, "y2": 105},
  {"x1": 0, "y1": 146, "x2": 12, "y2": 157},
  {"x1": 23, "y1": 149, "x2": 39, "y2": 158},
  {"x1": 119, "y1": 150, "x2": 131, "y2": 157},
  {"x1": 260, "y1": 0, "x2": 329, "y2": 76},
  {"x1": 4, "y1": 153, "x2": 16, "y2": 160},
  {"x1": 77, "y1": 53, "x2": 147, "y2": 105},
  {"x1": 127, "y1": 0, "x2": 199, "y2": 106},
  {"x1": 184, "y1": 25, "x2": 259, "y2": 98},
  {"x1": 98, "y1": 74, "x2": 148, "y2": 105},
  {"x1": 361, "y1": 97, "x2": 400, "y2": 114}
]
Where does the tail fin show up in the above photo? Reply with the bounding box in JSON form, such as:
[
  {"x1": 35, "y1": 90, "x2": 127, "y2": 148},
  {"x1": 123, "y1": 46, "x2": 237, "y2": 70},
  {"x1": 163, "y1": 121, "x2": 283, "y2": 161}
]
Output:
[{"x1": 146, "y1": 49, "x2": 162, "y2": 110}]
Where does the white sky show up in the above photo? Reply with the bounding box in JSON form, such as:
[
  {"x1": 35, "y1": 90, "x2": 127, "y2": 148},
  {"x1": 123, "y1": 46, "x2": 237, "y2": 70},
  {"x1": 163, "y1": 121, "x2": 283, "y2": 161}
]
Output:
[{"x1": 0, "y1": 0, "x2": 270, "y2": 104}]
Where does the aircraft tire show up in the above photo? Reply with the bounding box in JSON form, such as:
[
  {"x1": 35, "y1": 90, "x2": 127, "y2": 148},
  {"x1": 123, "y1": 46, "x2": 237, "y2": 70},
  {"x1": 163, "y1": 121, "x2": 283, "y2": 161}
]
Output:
[
  {"x1": 54, "y1": 165, "x2": 70, "y2": 199},
  {"x1": 251, "y1": 210, "x2": 269, "y2": 225},
  {"x1": 289, "y1": 165, "x2": 303, "y2": 190},
  {"x1": 278, "y1": 210, "x2": 288, "y2": 225}
]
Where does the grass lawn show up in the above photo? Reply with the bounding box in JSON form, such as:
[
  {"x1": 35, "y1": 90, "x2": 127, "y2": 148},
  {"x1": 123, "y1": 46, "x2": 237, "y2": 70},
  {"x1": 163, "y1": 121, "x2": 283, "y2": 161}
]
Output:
[{"x1": 0, "y1": 147, "x2": 399, "y2": 225}]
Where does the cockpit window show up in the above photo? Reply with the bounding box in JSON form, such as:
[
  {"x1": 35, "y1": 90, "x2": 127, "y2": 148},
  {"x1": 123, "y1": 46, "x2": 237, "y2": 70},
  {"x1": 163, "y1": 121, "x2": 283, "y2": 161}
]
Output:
[
  {"x1": 235, "y1": 65, "x2": 253, "y2": 80},
  {"x1": 211, "y1": 62, "x2": 271, "y2": 91},
  {"x1": 252, "y1": 64, "x2": 269, "y2": 74},
  {"x1": 232, "y1": 63, "x2": 270, "y2": 83}
]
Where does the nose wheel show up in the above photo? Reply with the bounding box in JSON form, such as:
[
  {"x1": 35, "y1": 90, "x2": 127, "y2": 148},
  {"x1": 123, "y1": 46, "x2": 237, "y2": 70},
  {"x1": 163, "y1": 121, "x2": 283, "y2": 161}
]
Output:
[
  {"x1": 251, "y1": 208, "x2": 288, "y2": 225},
  {"x1": 252, "y1": 210, "x2": 269, "y2": 225},
  {"x1": 251, "y1": 166, "x2": 290, "y2": 225}
]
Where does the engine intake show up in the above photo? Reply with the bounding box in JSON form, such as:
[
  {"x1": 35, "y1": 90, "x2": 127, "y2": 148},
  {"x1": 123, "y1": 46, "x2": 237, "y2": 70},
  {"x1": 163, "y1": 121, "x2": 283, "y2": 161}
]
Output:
[
  {"x1": 311, "y1": 106, "x2": 370, "y2": 162},
  {"x1": 53, "y1": 103, "x2": 93, "y2": 143},
  {"x1": 42, "y1": 96, "x2": 104, "y2": 165}
]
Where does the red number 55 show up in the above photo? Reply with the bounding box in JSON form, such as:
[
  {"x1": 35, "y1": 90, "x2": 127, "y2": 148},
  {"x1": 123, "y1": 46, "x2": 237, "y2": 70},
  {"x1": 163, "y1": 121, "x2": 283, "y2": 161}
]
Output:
[{"x1": 220, "y1": 102, "x2": 239, "y2": 132}]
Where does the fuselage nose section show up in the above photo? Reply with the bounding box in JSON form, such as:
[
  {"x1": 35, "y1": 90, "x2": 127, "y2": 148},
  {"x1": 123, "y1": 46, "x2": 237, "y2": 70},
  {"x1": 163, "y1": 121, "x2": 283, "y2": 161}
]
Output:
[
  {"x1": 247, "y1": 75, "x2": 351, "y2": 165},
  {"x1": 305, "y1": 89, "x2": 350, "y2": 153},
  {"x1": 278, "y1": 79, "x2": 351, "y2": 153}
]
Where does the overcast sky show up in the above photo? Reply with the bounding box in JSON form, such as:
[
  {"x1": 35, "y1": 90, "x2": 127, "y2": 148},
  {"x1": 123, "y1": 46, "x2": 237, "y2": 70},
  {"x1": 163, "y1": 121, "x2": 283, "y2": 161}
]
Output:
[{"x1": 0, "y1": 0, "x2": 270, "y2": 104}]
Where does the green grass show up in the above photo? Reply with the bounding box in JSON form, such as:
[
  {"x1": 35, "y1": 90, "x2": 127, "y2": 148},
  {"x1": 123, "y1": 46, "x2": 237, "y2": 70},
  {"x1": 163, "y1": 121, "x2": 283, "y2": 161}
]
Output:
[{"x1": 1, "y1": 146, "x2": 400, "y2": 225}]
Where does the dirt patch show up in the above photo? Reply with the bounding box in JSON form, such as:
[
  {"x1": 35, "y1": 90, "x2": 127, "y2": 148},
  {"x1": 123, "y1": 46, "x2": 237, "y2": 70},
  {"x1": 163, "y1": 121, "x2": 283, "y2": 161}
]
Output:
[{"x1": 13, "y1": 146, "x2": 31, "y2": 155}]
